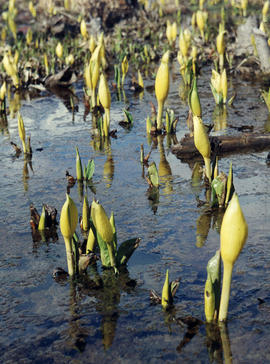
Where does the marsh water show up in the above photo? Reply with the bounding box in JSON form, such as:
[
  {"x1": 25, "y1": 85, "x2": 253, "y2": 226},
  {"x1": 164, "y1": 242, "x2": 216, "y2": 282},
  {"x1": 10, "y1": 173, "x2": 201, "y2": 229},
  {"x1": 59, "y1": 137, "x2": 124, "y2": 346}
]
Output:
[{"x1": 0, "y1": 63, "x2": 270, "y2": 363}]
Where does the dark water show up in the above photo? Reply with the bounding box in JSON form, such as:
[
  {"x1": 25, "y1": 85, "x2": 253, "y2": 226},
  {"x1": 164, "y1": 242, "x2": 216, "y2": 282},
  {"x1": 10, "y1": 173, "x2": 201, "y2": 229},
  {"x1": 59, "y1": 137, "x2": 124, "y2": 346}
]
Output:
[{"x1": 0, "y1": 64, "x2": 269, "y2": 363}]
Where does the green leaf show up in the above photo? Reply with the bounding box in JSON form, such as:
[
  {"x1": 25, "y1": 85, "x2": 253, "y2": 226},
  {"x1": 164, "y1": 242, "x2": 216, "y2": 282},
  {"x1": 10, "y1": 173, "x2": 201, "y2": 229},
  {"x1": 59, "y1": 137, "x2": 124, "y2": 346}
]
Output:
[
  {"x1": 96, "y1": 230, "x2": 111, "y2": 267},
  {"x1": 84, "y1": 159, "x2": 95, "y2": 180},
  {"x1": 148, "y1": 161, "x2": 159, "y2": 188},
  {"x1": 116, "y1": 238, "x2": 140, "y2": 266},
  {"x1": 123, "y1": 109, "x2": 133, "y2": 125},
  {"x1": 90, "y1": 219, "x2": 111, "y2": 267},
  {"x1": 211, "y1": 172, "x2": 227, "y2": 207}
]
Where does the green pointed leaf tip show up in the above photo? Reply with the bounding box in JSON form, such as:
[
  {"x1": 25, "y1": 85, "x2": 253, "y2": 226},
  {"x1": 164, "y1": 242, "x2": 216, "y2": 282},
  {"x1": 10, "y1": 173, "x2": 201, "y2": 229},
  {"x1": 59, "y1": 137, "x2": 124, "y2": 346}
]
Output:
[
  {"x1": 124, "y1": 109, "x2": 133, "y2": 124},
  {"x1": 211, "y1": 173, "x2": 227, "y2": 207},
  {"x1": 148, "y1": 162, "x2": 159, "y2": 188},
  {"x1": 38, "y1": 205, "x2": 46, "y2": 230},
  {"x1": 96, "y1": 230, "x2": 111, "y2": 267},
  {"x1": 116, "y1": 238, "x2": 140, "y2": 266},
  {"x1": 75, "y1": 146, "x2": 83, "y2": 181},
  {"x1": 85, "y1": 159, "x2": 95, "y2": 180}
]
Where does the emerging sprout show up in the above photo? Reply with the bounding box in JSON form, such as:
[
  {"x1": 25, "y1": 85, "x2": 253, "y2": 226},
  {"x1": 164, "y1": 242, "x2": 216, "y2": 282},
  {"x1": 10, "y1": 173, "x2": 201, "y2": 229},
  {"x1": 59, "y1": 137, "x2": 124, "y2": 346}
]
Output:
[
  {"x1": 17, "y1": 112, "x2": 26, "y2": 154},
  {"x1": 189, "y1": 77, "x2": 202, "y2": 117},
  {"x1": 121, "y1": 55, "x2": 129, "y2": 86},
  {"x1": 75, "y1": 147, "x2": 83, "y2": 181},
  {"x1": 82, "y1": 195, "x2": 90, "y2": 231}
]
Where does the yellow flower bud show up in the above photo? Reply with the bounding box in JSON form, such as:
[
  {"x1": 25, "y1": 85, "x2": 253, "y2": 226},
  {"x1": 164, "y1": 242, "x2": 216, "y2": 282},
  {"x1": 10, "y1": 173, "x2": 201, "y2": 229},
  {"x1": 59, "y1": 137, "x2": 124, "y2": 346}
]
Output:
[
  {"x1": 196, "y1": 10, "x2": 205, "y2": 36},
  {"x1": 211, "y1": 69, "x2": 222, "y2": 93},
  {"x1": 138, "y1": 70, "x2": 144, "y2": 89},
  {"x1": 183, "y1": 28, "x2": 192, "y2": 49},
  {"x1": 193, "y1": 116, "x2": 210, "y2": 159},
  {"x1": 65, "y1": 54, "x2": 74, "y2": 65},
  {"x1": 171, "y1": 22, "x2": 177, "y2": 42},
  {"x1": 29, "y1": 1, "x2": 36, "y2": 17},
  {"x1": 262, "y1": 1, "x2": 269, "y2": 21},
  {"x1": 56, "y1": 42, "x2": 63, "y2": 59},
  {"x1": 220, "y1": 194, "x2": 248, "y2": 266},
  {"x1": 221, "y1": 68, "x2": 227, "y2": 103},
  {"x1": 0, "y1": 82, "x2": 6, "y2": 101},
  {"x1": 155, "y1": 50, "x2": 170, "y2": 103},
  {"x1": 98, "y1": 73, "x2": 111, "y2": 110},
  {"x1": 80, "y1": 19, "x2": 88, "y2": 39},
  {"x1": 189, "y1": 77, "x2": 202, "y2": 117},
  {"x1": 26, "y1": 28, "x2": 32, "y2": 45},
  {"x1": 216, "y1": 31, "x2": 225, "y2": 56},
  {"x1": 219, "y1": 193, "x2": 248, "y2": 321},
  {"x1": 60, "y1": 194, "x2": 78, "y2": 240},
  {"x1": 84, "y1": 62, "x2": 92, "y2": 91},
  {"x1": 89, "y1": 35, "x2": 96, "y2": 53},
  {"x1": 82, "y1": 195, "x2": 90, "y2": 231},
  {"x1": 193, "y1": 115, "x2": 211, "y2": 181},
  {"x1": 179, "y1": 31, "x2": 188, "y2": 58},
  {"x1": 155, "y1": 50, "x2": 170, "y2": 130},
  {"x1": 91, "y1": 200, "x2": 113, "y2": 244},
  {"x1": 166, "y1": 20, "x2": 172, "y2": 43}
]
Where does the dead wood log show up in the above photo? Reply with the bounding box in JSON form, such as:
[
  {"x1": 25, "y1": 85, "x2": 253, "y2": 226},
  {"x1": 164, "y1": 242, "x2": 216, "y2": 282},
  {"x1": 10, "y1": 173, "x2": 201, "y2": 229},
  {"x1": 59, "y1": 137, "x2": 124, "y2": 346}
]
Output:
[{"x1": 171, "y1": 133, "x2": 270, "y2": 161}]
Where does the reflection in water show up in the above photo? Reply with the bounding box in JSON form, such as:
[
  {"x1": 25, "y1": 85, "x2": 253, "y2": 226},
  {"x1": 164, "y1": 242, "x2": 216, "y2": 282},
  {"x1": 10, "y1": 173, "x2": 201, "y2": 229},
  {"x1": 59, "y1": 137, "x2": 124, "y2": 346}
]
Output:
[
  {"x1": 8, "y1": 89, "x2": 21, "y2": 118},
  {"x1": 22, "y1": 156, "x2": 33, "y2": 192},
  {"x1": 175, "y1": 316, "x2": 203, "y2": 353},
  {"x1": 191, "y1": 162, "x2": 203, "y2": 198},
  {"x1": 147, "y1": 186, "x2": 159, "y2": 214},
  {"x1": 103, "y1": 146, "x2": 114, "y2": 188},
  {"x1": 205, "y1": 323, "x2": 223, "y2": 363},
  {"x1": 219, "y1": 322, "x2": 233, "y2": 364},
  {"x1": 264, "y1": 114, "x2": 270, "y2": 132},
  {"x1": 77, "y1": 180, "x2": 84, "y2": 202},
  {"x1": 48, "y1": 86, "x2": 79, "y2": 119},
  {"x1": 196, "y1": 209, "x2": 211, "y2": 247},
  {"x1": 205, "y1": 322, "x2": 233, "y2": 363},
  {"x1": 61, "y1": 267, "x2": 136, "y2": 352},
  {"x1": 158, "y1": 135, "x2": 173, "y2": 196},
  {"x1": 0, "y1": 114, "x2": 9, "y2": 136},
  {"x1": 212, "y1": 105, "x2": 227, "y2": 131}
]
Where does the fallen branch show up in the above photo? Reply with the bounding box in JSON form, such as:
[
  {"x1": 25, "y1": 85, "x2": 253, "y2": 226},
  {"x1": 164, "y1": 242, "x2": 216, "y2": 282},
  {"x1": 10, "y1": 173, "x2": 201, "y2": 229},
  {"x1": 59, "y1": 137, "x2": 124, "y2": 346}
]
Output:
[{"x1": 171, "y1": 133, "x2": 270, "y2": 161}]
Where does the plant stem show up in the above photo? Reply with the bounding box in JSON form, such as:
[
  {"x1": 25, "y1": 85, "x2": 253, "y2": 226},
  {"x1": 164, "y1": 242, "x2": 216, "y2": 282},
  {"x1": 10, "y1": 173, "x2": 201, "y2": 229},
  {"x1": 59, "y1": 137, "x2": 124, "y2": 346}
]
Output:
[
  {"x1": 64, "y1": 236, "x2": 75, "y2": 277},
  {"x1": 219, "y1": 54, "x2": 224, "y2": 72},
  {"x1": 91, "y1": 88, "x2": 96, "y2": 107},
  {"x1": 219, "y1": 262, "x2": 233, "y2": 321},
  {"x1": 157, "y1": 100, "x2": 164, "y2": 131},
  {"x1": 204, "y1": 157, "x2": 212, "y2": 183}
]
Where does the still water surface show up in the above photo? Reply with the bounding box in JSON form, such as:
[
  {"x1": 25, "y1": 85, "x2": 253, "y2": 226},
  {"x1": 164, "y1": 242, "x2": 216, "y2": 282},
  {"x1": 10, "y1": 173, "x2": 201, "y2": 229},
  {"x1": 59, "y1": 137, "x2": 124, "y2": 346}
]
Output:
[{"x1": 0, "y1": 65, "x2": 269, "y2": 363}]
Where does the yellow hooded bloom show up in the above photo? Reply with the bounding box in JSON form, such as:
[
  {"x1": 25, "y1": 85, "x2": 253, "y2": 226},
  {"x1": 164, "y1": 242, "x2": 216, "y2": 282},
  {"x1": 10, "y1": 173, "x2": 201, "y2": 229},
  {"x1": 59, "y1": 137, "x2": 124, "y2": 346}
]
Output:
[
  {"x1": 91, "y1": 200, "x2": 113, "y2": 244},
  {"x1": 219, "y1": 193, "x2": 248, "y2": 321},
  {"x1": 60, "y1": 194, "x2": 78, "y2": 240}
]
